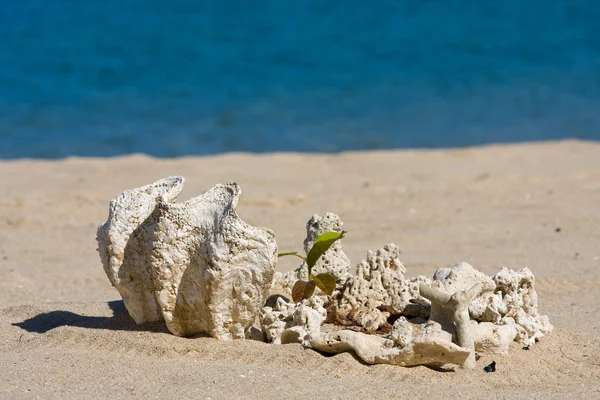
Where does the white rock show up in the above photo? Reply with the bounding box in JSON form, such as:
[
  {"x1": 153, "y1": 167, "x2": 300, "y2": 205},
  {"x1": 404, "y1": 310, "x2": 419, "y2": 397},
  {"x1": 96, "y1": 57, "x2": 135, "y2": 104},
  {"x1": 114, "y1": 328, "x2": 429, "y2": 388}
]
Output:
[
  {"x1": 434, "y1": 265, "x2": 552, "y2": 349},
  {"x1": 280, "y1": 300, "x2": 326, "y2": 346},
  {"x1": 310, "y1": 330, "x2": 470, "y2": 368},
  {"x1": 432, "y1": 262, "x2": 496, "y2": 294},
  {"x1": 493, "y1": 267, "x2": 553, "y2": 346},
  {"x1": 98, "y1": 177, "x2": 278, "y2": 339},
  {"x1": 303, "y1": 213, "x2": 351, "y2": 284},
  {"x1": 469, "y1": 292, "x2": 507, "y2": 323},
  {"x1": 391, "y1": 317, "x2": 413, "y2": 348},
  {"x1": 260, "y1": 296, "x2": 327, "y2": 346},
  {"x1": 349, "y1": 307, "x2": 389, "y2": 331},
  {"x1": 421, "y1": 320, "x2": 453, "y2": 342},
  {"x1": 260, "y1": 296, "x2": 295, "y2": 344},
  {"x1": 473, "y1": 321, "x2": 518, "y2": 355}
]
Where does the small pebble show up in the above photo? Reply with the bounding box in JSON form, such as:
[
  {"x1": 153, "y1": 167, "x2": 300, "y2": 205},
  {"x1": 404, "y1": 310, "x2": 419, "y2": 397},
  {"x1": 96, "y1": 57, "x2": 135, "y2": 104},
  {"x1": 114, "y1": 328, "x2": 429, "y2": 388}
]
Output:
[{"x1": 484, "y1": 361, "x2": 496, "y2": 373}]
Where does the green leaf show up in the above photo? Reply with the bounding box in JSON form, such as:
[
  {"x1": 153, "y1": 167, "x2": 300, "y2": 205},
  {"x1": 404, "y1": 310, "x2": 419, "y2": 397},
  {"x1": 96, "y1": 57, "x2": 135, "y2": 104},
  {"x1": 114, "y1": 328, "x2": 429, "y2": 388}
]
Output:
[
  {"x1": 306, "y1": 231, "x2": 347, "y2": 271},
  {"x1": 278, "y1": 252, "x2": 307, "y2": 263},
  {"x1": 312, "y1": 273, "x2": 337, "y2": 295},
  {"x1": 291, "y1": 280, "x2": 317, "y2": 303}
]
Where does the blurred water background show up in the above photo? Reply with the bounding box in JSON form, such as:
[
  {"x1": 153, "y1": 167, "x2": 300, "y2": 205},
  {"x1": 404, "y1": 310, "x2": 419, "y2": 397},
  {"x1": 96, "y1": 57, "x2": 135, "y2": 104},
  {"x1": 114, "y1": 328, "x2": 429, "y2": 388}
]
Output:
[{"x1": 1, "y1": 0, "x2": 599, "y2": 158}]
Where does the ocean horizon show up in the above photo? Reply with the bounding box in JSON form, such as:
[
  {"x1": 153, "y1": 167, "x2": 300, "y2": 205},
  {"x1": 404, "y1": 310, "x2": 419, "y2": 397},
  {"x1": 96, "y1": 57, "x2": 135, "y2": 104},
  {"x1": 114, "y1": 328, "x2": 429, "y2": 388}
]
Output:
[{"x1": 1, "y1": 0, "x2": 599, "y2": 158}]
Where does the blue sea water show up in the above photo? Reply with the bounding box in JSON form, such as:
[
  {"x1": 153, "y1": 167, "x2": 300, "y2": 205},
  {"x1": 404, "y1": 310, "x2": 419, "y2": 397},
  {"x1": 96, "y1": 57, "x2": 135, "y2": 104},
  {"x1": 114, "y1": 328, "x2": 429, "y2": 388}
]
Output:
[{"x1": 1, "y1": 0, "x2": 599, "y2": 158}]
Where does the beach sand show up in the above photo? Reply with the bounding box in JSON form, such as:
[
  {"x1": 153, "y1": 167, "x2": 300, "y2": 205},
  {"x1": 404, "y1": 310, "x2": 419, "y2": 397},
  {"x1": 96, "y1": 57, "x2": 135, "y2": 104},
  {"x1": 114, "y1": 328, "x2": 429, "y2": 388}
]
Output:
[{"x1": 1, "y1": 140, "x2": 599, "y2": 399}]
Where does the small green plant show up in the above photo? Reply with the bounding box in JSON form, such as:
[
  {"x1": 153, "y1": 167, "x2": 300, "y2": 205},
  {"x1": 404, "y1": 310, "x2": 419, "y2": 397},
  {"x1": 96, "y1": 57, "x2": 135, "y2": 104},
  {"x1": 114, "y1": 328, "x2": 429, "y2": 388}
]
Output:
[{"x1": 278, "y1": 230, "x2": 347, "y2": 303}]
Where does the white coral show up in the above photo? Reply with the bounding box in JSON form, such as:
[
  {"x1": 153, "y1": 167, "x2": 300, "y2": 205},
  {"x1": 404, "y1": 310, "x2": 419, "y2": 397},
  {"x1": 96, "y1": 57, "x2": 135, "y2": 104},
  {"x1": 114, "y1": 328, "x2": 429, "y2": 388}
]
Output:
[
  {"x1": 260, "y1": 296, "x2": 327, "y2": 346},
  {"x1": 270, "y1": 212, "x2": 351, "y2": 297},
  {"x1": 302, "y1": 213, "x2": 351, "y2": 284},
  {"x1": 340, "y1": 244, "x2": 429, "y2": 331},
  {"x1": 472, "y1": 267, "x2": 553, "y2": 346}
]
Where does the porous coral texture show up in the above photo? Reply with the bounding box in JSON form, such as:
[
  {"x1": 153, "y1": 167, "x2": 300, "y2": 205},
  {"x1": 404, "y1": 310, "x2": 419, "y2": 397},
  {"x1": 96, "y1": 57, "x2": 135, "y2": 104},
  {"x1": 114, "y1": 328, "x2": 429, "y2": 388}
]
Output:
[
  {"x1": 340, "y1": 244, "x2": 430, "y2": 330},
  {"x1": 98, "y1": 177, "x2": 277, "y2": 340}
]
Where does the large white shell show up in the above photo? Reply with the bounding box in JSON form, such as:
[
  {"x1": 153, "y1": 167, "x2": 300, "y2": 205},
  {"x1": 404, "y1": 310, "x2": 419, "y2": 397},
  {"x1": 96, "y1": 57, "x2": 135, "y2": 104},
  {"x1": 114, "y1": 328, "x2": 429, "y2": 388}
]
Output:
[{"x1": 97, "y1": 177, "x2": 277, "y2": 339}]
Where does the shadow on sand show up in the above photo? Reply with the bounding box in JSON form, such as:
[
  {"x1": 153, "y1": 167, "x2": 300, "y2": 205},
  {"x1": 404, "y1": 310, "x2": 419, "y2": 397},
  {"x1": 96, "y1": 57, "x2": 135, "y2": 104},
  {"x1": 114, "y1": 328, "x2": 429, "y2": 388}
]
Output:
[{"x1": 12, "y1": 300, "x2": 170, "y2": 334}]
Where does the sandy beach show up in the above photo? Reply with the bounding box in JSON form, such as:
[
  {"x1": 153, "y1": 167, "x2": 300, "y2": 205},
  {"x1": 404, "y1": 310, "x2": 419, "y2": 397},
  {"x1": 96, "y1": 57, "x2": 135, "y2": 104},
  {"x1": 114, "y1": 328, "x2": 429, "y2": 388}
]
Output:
[{"x1": 1, "y1": 140, "x2": 599, "y2": 399}]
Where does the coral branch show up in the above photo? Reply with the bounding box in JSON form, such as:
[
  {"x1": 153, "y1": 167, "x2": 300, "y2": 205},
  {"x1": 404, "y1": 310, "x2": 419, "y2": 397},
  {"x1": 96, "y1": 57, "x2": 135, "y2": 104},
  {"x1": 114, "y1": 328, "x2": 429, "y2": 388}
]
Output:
[{"x1": 419, "y1": 283, "x2": 483, "y2": 369}]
